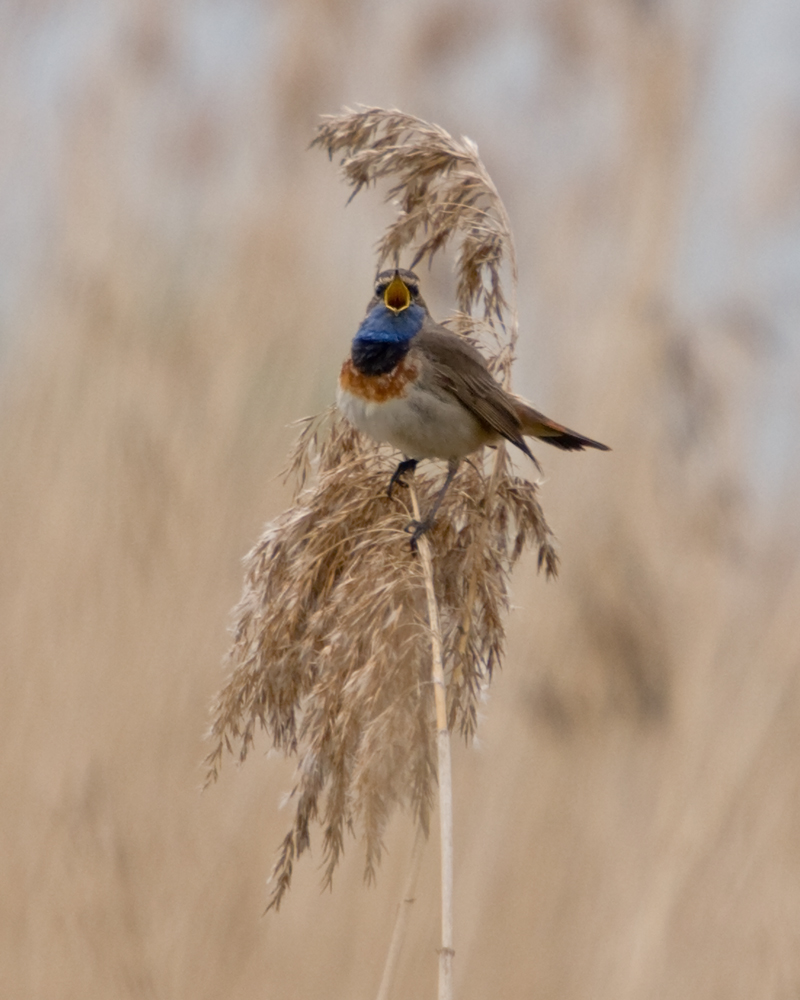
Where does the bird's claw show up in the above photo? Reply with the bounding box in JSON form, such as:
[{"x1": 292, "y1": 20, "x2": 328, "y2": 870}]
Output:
[
  {"x1": 386, "y1": 477, "x2": 409, "y2": 499},
  {"x1": 404, "y1": 518, "x2": 433, "y2": 552},
  {"x1": 387, "y1": 459, "x2": 418, "y2": 499}
]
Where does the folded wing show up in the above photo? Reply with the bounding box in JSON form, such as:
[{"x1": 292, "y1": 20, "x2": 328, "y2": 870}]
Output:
[{"x1": 416, "y1": 322, "x2": 610, "y2": 454}]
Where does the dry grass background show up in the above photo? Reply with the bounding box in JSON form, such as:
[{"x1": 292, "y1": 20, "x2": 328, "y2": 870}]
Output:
[{"x1": 2, "y1": 1, "x2": 800, "y2": 998}]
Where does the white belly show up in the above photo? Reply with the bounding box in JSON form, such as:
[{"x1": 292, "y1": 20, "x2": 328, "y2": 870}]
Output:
[{"x1": 337, "y1": 381, "x2": 491, "y2": 460}]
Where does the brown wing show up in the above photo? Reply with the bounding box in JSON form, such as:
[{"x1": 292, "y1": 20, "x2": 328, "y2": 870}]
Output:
[
  {"x1": 415, "y1": 320, "x2": 611, "y2": 454},
  {"x1": 413, "y1": 323, "x2": 534, "y2": 457}
]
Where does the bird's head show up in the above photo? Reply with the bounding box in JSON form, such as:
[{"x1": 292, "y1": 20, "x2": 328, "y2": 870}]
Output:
[{"x1": 368, "y1": 269, "x2": 427, "y2": 314}]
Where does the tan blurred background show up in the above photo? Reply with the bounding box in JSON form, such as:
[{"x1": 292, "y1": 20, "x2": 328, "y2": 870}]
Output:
[{"x1": 2, "y1": 1, "x2": 800, "y2": 997}]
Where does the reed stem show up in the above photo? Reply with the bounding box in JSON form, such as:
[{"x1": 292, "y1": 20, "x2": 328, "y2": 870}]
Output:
[{"x1": 408, "y1": 482, "x2": 454, "y2": 1000}]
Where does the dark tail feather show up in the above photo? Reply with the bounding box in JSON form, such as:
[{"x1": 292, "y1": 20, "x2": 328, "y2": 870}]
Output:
[{"x1": 513, "y1": 398, "x2": 610, "y2": 452}]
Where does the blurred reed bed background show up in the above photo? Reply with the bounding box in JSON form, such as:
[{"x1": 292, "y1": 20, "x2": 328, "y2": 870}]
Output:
[{"x1": 2, "y1": 1, "x2": 800, "y2": 998}]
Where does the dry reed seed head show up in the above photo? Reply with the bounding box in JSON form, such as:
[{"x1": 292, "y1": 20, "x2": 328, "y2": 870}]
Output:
[
  {"x1": 207, "y1": 409, "x2": 557, "y2": 908},
  {"x1": 207, "y1": 108, "x2": 557, "y2": 907},
  {"x1": 312, "y1": 107, "x2": 518, "y2": 355}
]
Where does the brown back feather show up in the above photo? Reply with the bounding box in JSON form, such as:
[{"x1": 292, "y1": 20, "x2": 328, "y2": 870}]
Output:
[
  {"x1": 413, "y1": 319, "x2": 610, "y2": 454},
  {"x1": 413, "y1": 323, "x2": 533, "y2": 456}
]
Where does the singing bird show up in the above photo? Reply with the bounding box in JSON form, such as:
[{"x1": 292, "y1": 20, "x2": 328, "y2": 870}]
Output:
[{"x1": 337, "y1": 269, "x2": 609, "y2": 544}]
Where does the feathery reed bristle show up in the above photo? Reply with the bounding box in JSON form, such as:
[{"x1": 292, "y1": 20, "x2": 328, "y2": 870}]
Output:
[
  {"x1": 313, "y1": 107, "x2": 519, "y2": 382},
  {"x1": 206, "y1": 108, "x2": 557, "y2": 910}
]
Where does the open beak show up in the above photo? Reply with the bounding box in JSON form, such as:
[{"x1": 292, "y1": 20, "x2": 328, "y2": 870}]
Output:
[{"x1": 384, "y1": 272, "x2": 411, "y2": 313}]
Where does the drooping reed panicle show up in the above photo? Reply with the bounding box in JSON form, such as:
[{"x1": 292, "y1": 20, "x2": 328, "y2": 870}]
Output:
[{"x1": 205, "y1": 107, "x2": 557, "y2": 911}]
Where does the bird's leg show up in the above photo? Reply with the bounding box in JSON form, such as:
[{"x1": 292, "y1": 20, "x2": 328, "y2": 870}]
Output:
[
  {"x1": 387, "y1": 458, "x2": 418, "y2": 498},
  {"x1": 406, "y1": 459, "x2": 459, "y2": 550}
]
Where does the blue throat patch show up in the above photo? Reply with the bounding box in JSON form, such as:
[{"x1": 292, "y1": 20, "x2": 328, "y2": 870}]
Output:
[
  {"x1": 355, "y1": 303, "x2": 425, "y2": 344},
  {"x1": 351, "y1": 303, "x2": 425, "y2": 376}
]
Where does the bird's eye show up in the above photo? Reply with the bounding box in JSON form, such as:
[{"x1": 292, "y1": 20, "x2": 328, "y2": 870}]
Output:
[{"x1": 375, "y1": 283, "x2": 388, "y2": 298}]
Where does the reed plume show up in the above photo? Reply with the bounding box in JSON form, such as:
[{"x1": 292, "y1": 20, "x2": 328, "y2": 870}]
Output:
[{"x1": 205, "y1": 107, "x2": 557, "y2": 914}]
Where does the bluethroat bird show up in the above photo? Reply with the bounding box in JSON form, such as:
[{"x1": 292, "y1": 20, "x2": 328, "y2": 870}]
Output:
[{"x1": 338, "y1": 269, "x2": 610, "y2": 545}]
